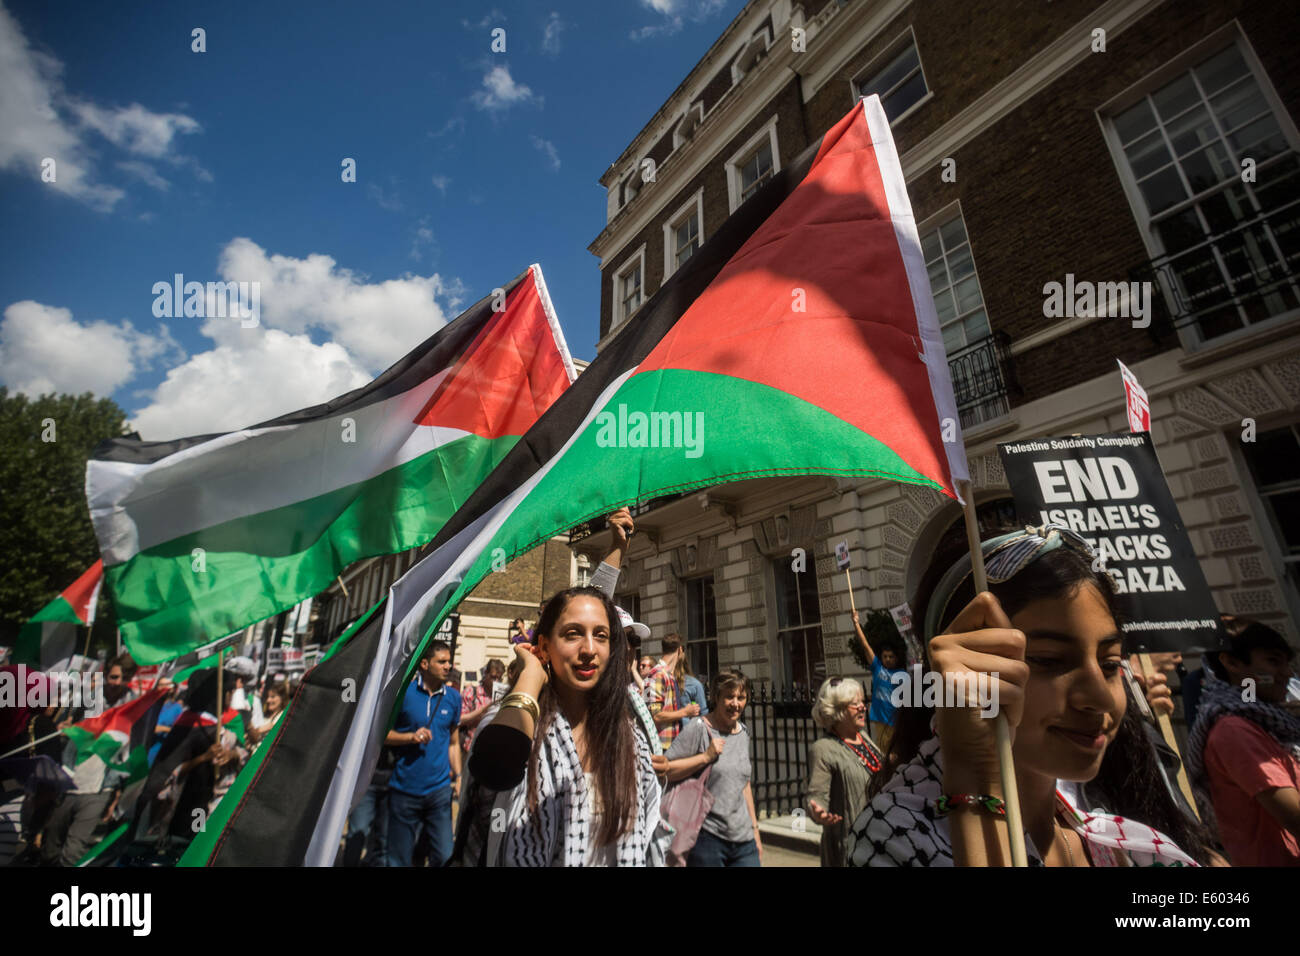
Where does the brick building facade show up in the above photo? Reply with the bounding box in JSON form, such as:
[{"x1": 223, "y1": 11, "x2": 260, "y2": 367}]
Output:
[{"x1": 584, "y1": 0, "x2": 1300, "y2": 699}]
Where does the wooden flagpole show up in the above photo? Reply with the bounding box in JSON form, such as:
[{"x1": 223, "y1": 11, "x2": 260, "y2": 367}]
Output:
[
  {"x1": 1137, "y1": 652, "x2": 1200, "y2": 820},
  {"x1": 960, "y1": 479, "x2": 1028, "y2": 867},
  {"x1": 844, "y1": 569, "x2": 857, "y2": 615}
]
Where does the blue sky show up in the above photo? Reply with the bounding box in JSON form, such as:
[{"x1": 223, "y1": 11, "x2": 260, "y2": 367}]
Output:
[{"x1": 0, "y1": 0, "x2": 739, "y2": 438}]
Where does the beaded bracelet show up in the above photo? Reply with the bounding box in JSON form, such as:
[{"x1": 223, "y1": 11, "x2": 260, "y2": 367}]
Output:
[{"x1": 934, "y1": 793, "x2": 1007, "y2": 818}]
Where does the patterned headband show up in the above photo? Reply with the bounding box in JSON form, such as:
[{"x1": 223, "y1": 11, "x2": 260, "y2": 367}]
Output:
[{"x1": 922, "y1": 523, "x2": 1097, "y2": 642}]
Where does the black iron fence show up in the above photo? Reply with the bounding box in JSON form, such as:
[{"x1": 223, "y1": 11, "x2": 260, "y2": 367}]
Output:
[{"x1": 746, "y1": 684, "x2": 820, "y2": 818}]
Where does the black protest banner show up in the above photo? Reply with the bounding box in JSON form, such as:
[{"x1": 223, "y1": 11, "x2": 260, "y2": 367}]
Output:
[{"x1": 997, "y1": 432, "x2": 1219, "y2": 653}]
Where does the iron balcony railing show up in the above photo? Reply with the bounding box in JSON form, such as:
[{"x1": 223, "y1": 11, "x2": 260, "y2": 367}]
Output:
[
  {"x1": 1131, "y1": 196, "x2": 1300, "y2": 339},
  {"x1": 947, "y1": 331, "x2": 1019, "y2": 430}
]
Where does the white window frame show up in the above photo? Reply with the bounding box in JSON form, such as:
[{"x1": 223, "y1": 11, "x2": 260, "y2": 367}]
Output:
[
  {"x1": 725, "y1": 114, "x2": 780, "y2": 213},
  {"x1": 1096, "y1": 22, "x2": 1300, "y2": 354},
  {"x1": 850, "y1": 27, "x2": 933, "y2": 128},
  {"x1": 915, "y1": 201, "x2": 994, "y2": 353},
  {"x1": 731, "y1": 24, "x2": 774, "y2": 85},
  {"x1": 662, "y1": 188, "x2": 706, "y2": 281},
  {"x1": 613, "y1": 243, "x2": 647, "y2": 329}
]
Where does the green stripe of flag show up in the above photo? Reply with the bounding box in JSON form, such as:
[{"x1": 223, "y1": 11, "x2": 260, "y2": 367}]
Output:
[{"x1": 108, "y1": 433, "x2": 516, "y2": 664}]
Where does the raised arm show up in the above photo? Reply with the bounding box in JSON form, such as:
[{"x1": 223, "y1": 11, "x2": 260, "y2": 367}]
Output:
[{"x1": 851, "y1": 611, "x2": 876, "y2": 669}]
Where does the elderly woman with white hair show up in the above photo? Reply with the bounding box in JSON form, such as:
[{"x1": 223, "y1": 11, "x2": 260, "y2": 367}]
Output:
[{"x1": 804, "y1": 677, "x2": 883, "y2": 866}]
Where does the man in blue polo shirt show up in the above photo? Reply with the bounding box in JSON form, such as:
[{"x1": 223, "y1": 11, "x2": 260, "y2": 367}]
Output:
[{"x1": 384, "y1": 639, "x2": 461, "y2": 867}]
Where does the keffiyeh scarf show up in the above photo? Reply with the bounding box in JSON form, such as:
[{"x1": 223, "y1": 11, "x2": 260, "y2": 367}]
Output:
[
  {"x1": 1185, "y1": 670, "x2": 1300, "y2": 830},
  {"x1": 498, "y1": 708, "x2": 664, "y2": 867},
  {"x1": 848, "y1": 735, "x2": 1197, "y2": 867}
]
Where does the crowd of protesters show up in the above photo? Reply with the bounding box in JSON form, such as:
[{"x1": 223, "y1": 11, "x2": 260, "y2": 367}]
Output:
[
  {"x1": 439, "y1": 511, "x2": 1298, "y2": 868},
  {"x1": 5, "y1": 509, "x2": 1297, "y2": 869},
  {"x1": 0, "y1": 649, "x2": 303, "y2": 866}
]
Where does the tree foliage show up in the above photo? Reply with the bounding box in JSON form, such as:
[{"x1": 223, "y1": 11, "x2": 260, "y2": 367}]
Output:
[{"x1": 0, "y1": 388, "x2": 130, "y2": 642}]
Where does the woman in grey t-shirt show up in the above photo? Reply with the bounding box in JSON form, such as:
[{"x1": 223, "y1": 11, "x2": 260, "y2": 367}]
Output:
[{"x1": 665, "y1": 669, "x2": 761, "y2": 866}]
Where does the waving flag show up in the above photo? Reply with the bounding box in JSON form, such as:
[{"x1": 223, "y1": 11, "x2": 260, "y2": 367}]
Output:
[
  {"x1": 63, "y1": 686, "x2": 168, "y2": 766},
  {"x1": 87, "y1": 266, "x2": 575, "y2": 665},
  {"x1": 186, "y1": 95, "x2": 968, "y2": 865},
  {"x1": 12, "y1": 561, "x2": 103, "y2": 670}
]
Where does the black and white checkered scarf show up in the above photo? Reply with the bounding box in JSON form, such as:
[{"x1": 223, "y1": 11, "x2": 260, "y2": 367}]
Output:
[
  {"x1": 1185, "y1": 671, "x2": 1300, "y2": 830},
  {"x1": 500, "y1": 708, "x2": 663, "y2": 867}
]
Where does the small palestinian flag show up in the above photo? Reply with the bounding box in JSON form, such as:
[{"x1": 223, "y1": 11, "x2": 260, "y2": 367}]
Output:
[
  {"x1": 12, "y1": 561, "x2": 103, "y2": 669},
  {"x1": 86, "y1": 265, "x2": 575, "y2": 665},
  {"x1": 186, "y1": 96, "x2": 969, "y2": 866},
  {"x1": 63, "y1": 687, "x2": 168, "y2": 767}
]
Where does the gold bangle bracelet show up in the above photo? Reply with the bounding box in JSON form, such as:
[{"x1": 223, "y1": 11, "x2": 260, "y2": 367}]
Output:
[{"x1": 499, "y1": 692, "x2": 539, "y2": 722}]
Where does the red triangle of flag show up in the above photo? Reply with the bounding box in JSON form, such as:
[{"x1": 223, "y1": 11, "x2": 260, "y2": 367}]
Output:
[{"x1": 414, "y1": 267, "x2": 571, "y2": 438}]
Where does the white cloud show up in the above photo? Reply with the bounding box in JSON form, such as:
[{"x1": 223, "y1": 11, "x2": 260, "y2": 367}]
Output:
[
  {"x1": 116, "y1": 160, "x2": 170, "y2": 191},
  {"x1": 0, "y1": 300, "x2": 181, "y2": 397},
  {"x1": 213, "y1": 237, "x2": 458, "y2": 372},
  {"x1": 2, "y1": 237, "x2": 466, "y2": 439},
  {"x1": 470, "y1": 64, "x2": 538, "y2": 112},
  {"x1": 461, "y1": 9, "x2": 506, "y2": 30},
  {"x1": 530, "y1": 135, "x2": 560, "y2": 172},
  {"x1": 128, "y1": 330, "x2": 372, "y2": 439},
  {"x1": 366, "y1": 181, "x2": 403, "y2": 211},
  {"x1": 541, "y1": 12, "x2": 564, "y2": 54},
  {"x1": 0, "y1": 4, "x2": 204, "y2": 208},
  {"x1": 68, "y1": 100, "x2": 200, "y2": 158},
  {"x1": 631, "y1": 0, "x2": 727, "y2": 41},
  {"x1": 430, "y1": 174, "x2": 449, "y2": 194}
]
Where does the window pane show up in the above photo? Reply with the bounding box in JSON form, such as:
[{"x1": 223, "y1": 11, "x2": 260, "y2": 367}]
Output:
[
  {"x1": 939, "y1": 216, "x2": 967, "y2": 250},
  {"x1": 1137, "y1": 166, "x2": 1188, "y2": 214},
  {"x1": 1194, "y1": 45, "x2": 1249, "y2": 97},
  {"x1": 1210, "y1": 77, "x2": 1267, "y2": 135},
  {"x1": 921, "y1": 230, "x2": 942, "y2": 263},
  {"x1": 1151, "y1": 73, "x2": 1200, "y2": 121},
  {"x1": 1253, "y1": 155, "x2": 1300, "y2": 213},
  {"x1": 1179, "y1": 141, "x2": 1234, "y2": 193},
  {"x1": 963, "y1": 309, "x2": 991, "y2": 343},
  {"x1": 869, "y1": 43, "x2": 922, "y2": 99},
  {"x1": 1265, "y1": 489, "x2": 1300, "y2": 555},
  {"x1": 1155, "y1": 206, "x2": 1208, "y2": 254},
  {"x1": 1199, "y1": 183, "x2": 1255, "y2": 233},
  {"x1": 1229, "y1": 115, "x2": 1286, "y2": 161},
  {"x1": 1166, "y1": 105, "x2": 1218, "y2": 157},
  {"x1": 1244, "y1": 426, "x2": 1300, "y2": 486},
  {"x1": 1124, "y1": 129, "x2": 1173, "y2": 178},
  {"x1": 954, "y1": 275, "x2": 982, "y2": 313},
  {"x1": 947, "y1": 244, "x2": 975, "y2": 280},
  {"x1": 933, "y1": 288, "x2": 955, "y2": 322},
  {"x1": 927, "y1": 258, "x2": 948, "y2": 291},
  {"x1": 883, "y1": 71, "x2": 927, "y2": 122},
  {"x1": 941, "y1": 321, "x2": 964, "y2": 353},
  {"x1": 1114, "y1": 98, "x2": 1157, "y2": 145}
]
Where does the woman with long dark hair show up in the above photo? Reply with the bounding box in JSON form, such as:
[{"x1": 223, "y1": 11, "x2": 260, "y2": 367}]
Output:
[
  {"x1": 848, "y1": 524, "x2": 1216, "y2": 867},
  {"x1": 454, "y1": 586, "x2": 664, "y2": 866}
]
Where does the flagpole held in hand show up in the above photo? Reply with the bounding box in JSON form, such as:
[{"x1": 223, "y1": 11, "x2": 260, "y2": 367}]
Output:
[{"x1": 960, "y1": 480, "x2": 1027, "y2": 867}]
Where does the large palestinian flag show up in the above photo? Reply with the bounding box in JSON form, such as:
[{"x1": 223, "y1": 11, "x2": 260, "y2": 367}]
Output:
[
  {"x1": 87, "y1": 265, "x2": 576, "y2": 665},
  {"x1": 184, "y1": 96, "x2": 969, "y2": 865},
  {"x1": 12, "y1": 560, "x2": 103, "y2": 669}
]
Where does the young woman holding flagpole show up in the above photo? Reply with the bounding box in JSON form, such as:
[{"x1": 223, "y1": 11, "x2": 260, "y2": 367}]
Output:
[{"x1": 847, "y1": 501, "x2": 1216, "y2": 867}]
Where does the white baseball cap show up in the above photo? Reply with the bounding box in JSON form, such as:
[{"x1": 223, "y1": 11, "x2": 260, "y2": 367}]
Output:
[{"x1": 615, "y1": 606, "x2": 650, "y2": 640}]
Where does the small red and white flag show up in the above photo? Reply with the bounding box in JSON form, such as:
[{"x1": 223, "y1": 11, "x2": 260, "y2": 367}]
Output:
[{"x1": 1117, "y1": 360, "x2": 1150, "y2": 433}]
